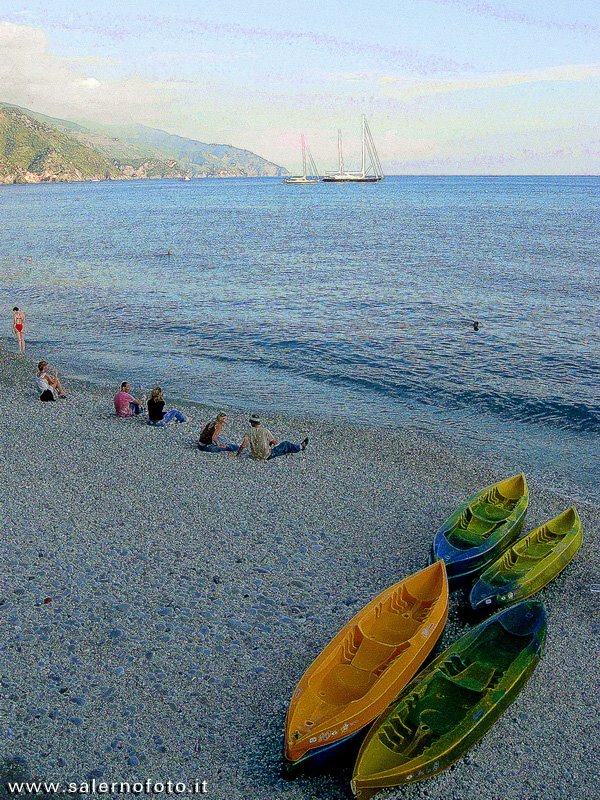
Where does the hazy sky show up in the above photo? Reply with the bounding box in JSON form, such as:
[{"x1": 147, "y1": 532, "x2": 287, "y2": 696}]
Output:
[{"x1": 1, "y1": 1, "x2": 598, "y2": 173}]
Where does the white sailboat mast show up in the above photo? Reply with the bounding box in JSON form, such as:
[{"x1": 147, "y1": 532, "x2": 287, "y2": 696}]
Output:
[
  {"x1": 307, "y1": 147, "x2": 320, "y2": 180},
  {"x1": 361, "y1": 115, "x2": 366, "y2": 177},
  {"x1": 364, "y1": 118, "x2": 384, "y2": 179},
  {"x1": 337, "y1": 129, "x2": 345, "y2": 175},
  {"x1": 301, "y1": 134, "x2": 307, "y2": 179}
]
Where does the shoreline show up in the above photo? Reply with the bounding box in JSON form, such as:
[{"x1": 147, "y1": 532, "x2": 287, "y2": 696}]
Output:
[
  {"x1": 1, "y1": 175, "x2": 598, "y2": 187},
  {"x1": 3, "y1": 333, "x2": 596, "y2": 507},
  {"x1": 0, "y1": 343, "x2": 597, "y2": 800},
  {"x1": 0, "y1": 175, "x2": 288, "y2": 187}
]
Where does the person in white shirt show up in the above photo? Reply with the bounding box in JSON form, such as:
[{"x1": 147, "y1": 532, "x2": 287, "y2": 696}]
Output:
[{"x1": 36, "y1": 360, "x2": 66, "y2": 399}]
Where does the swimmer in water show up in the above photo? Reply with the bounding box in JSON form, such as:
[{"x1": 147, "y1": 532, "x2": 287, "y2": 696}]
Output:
[
  {"x1": 12, "y1": 306, "x2": 26, "y2": 353},
  {"x1": 473, "y1": 320, "x2": 480, "y2": 331}
]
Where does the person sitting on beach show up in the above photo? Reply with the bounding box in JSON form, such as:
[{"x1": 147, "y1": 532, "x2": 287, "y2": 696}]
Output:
[
  {"x1": 147, "y1": 386, "x2": 187, "y2": 426},
  {"x1": 236, "y1": 414, "x2": 308, "y2": 460},
  {"x1": 198, "y1": 412, "x2": 239, "y2": 453},
  {"x1": 36, "y1": 360, "x2": 66, "y2": 400},
  {"x1": 114, "y1": 381, "x2": 145, "y2": 418},
  {"x1": 12, "y1": 307, "x2": 26, "y2": 353}
]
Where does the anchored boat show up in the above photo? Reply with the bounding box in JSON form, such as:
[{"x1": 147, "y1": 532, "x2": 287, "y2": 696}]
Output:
[
  {"x1": 433, "y1": 474, "x2": 529, "y2": 584},
  {"x1": 284, "y1": 561, "x2": 448, "y2": 770},
  {"x1": 470, "y1": 506, "x2": 582, "y2": 611},
  {"x1": 351, "y1": 601, "x2": 547, "y2": 798},
  {"x1": 283, "y1": 135, "x2": 321, "y2": 184},
  {"x1": 322, "y1": 115, "x2": 383, "y2": 183}
]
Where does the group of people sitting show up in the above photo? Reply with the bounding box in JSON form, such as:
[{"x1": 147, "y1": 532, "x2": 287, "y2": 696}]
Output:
[
  {"x1": 113, "y1": 382, "x2": 187, "y2": 426},
  {"x1": 113, "y1": 381, "x2": 309, "y2": 461},
  {"x1": 33, "y1": 360, "x2": 308, "y2": 461},
  {"x1": 198, "y1": 411, "x2": 309, "y2": 460}
]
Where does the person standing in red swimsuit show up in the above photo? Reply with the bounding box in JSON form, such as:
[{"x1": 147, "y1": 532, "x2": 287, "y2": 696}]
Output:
[{"x1": 12, "y1": 306, "x2": 26, "y2": 353}]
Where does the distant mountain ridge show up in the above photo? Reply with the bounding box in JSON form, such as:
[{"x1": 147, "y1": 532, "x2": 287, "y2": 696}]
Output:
[
  {"x1": 0, "y1": 105, "x2": 120, "y2": 183},
  {"x1": 0, "y1": 104, "x2": 288, "y2": 183}
]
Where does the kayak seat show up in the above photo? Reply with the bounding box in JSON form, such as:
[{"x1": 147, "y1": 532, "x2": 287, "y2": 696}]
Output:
[
  {"x1": 449, "y1": 528, "x2": 488, "y2": 548},
  {"x1": 447, "y1": 508, "x2": 500, "y2": 549},
  {"x1": 418, "y1": 709, "x2": 455, "y2": 736},
  {"x1": 379, "y1": 716, "x2": 433, "y2": 755},
  {"x1": 378, "y1": 714, "x2": 414, "y2": 751},
  {"x1": 460, "y1": 508, "x2": 496, "y2": 532},
  {"x1": 361, "y1": 611, "x2": 424, "y2": 646},
  {"x1": 448, "y1": 523, "x2": 499, "y2": 549},
  {"x1": 522, "y1": 527, "x2": 563, "y2": 558},
  {"x1": 497, "y1": 547, "x2": 542, "y2": 575},
  {"x1": 524, "y1": 542, "x2": 556, "y2": 559},
  {"x1": 379, "y1": 673, "x2": 484, "y2": 754},
  {"x1": 471, "y1": 501, "x2": 513, "y2": 523},
  {"x1": 318, "y1": 663, "x2": 376, "y2": 705},
  {"x1": 351, "y1": 636, "x2": 400, "y2": 672},
  {"x1": 485, "y1": 569, "x2": 525, "y2": 587},
  {"x1": 443, "y1": 662, "x2": 497, "y2": 692},
  {"x1": 509, "y1": 552, "x2": 545, "y2": 569}
]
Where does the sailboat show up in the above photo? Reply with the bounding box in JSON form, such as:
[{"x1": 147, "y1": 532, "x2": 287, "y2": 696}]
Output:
[
  {"x1": 283, "y1": 135, "x2": 321, "y2": 184},
  {"x1": 322, "y1": 115, "x2": 383, "y2": 182}
]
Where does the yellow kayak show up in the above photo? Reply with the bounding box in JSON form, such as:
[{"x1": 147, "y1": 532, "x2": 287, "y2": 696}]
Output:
[
  {"x1": 470, "y1": 506, "x2": 582, "y2": 611},
  {"x1": 284, "y1": 561, "x2": 448, "y2": 767}
]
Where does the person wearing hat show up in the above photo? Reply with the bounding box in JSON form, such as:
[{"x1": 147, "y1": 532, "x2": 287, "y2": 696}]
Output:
[{"x1": 237, "y1": 414, "x2": 308, "y2": 461}]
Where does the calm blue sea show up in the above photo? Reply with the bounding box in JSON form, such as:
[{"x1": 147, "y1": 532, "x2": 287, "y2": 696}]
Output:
[{"x1": 1, "y1": 176, "x2": 598, "y2": 494}]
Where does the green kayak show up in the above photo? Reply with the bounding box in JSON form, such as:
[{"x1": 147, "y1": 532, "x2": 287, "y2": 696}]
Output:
[
  {"x1": 470, "y1": 506, "x2": 582, "y2": 612},
  {"x1": 433, "y1": 474, "x2": 529, "y2": 583},
  {"x1": 351, "y1": 601, "x2": 546, "y2": 798}
]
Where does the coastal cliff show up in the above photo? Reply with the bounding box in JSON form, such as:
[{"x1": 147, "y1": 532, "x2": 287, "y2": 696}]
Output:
[
  {"x1": 0, "y1": 105, "x2": 120, "y2": 183},
  {"x1": 0, "y1": 104, "x2": 288, "y2": 183}
]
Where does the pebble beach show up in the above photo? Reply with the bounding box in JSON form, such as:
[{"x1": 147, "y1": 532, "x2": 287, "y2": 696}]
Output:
[{"x1": 1, "y1": 343, "x2": 598, "y2": 800}]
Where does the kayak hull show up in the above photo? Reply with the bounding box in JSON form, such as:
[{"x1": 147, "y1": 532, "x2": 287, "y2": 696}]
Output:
[
  {"x1": 470, "y1": 506, "x2": 582, "y2": 611},
  {"x1": 284, "y1": 561, "x2": 448, "y2": 767},
  {"x1": 433, "y1": 474, "x2": 529, "y2": 583},
  {"x1": 351, "y1": 601, "x2": 546, "y2": 797},
  {"x1": 282, "y1": 728, "x2": 364, "y2": 777}
]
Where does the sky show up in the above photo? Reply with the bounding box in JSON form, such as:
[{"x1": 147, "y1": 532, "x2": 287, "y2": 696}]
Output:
[{"x1": 0, "y1": 1, "x2": 599, "y2": 173}]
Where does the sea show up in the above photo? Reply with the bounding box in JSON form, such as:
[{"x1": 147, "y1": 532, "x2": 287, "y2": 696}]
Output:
[{"x1": 1, "y1": 176, "x2": 598, "y2": 497}]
